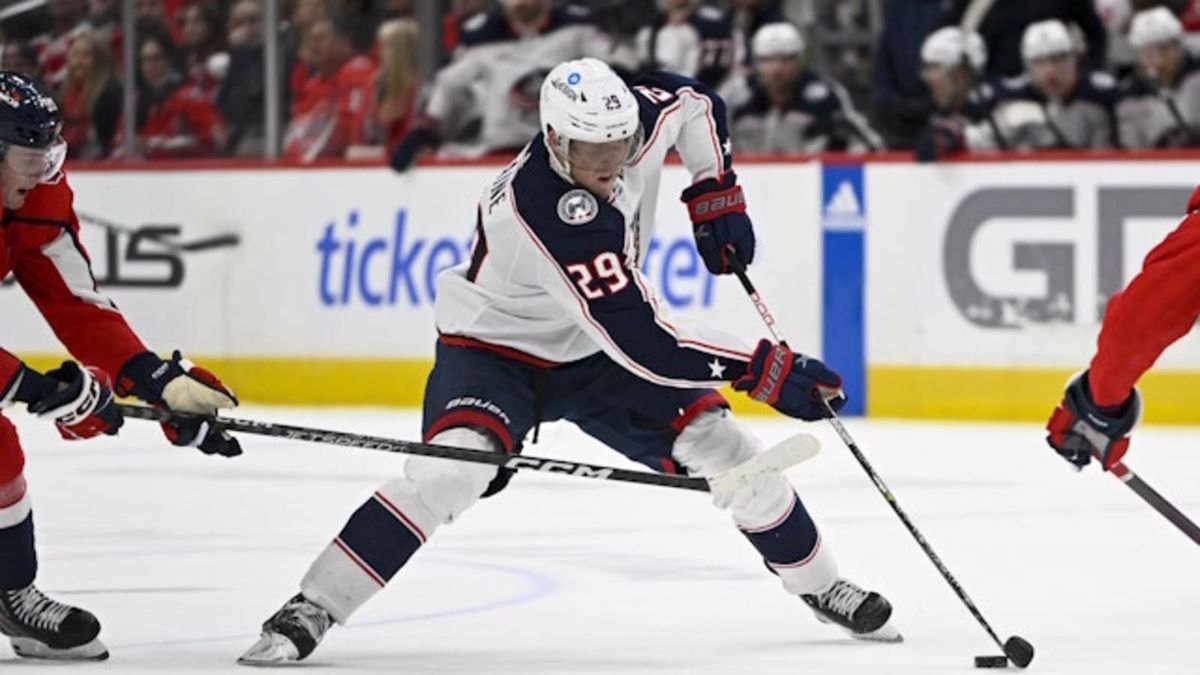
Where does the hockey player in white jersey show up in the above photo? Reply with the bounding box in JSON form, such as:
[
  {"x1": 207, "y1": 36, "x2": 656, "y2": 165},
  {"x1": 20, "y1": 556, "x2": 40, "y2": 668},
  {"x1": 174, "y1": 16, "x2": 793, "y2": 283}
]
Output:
[
  {"x1": 240, "y1": 58, "x2": 900, "y2": 665},
  {"x1": 389, "y1": 0, "x2": 611, "y2": 169}
]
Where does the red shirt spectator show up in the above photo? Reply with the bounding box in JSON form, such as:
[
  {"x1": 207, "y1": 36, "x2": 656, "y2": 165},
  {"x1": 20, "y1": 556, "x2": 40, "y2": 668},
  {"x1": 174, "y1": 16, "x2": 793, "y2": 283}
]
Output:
[
  {"x1": 30, "y1": 0, "x2": 91, "y2": 90},
  {"x1": 116, "y1": 35, "x2": 227, "y2": 158},
  {"x1": 284, "y1": 14, "x2": 377, "y2": 161}
]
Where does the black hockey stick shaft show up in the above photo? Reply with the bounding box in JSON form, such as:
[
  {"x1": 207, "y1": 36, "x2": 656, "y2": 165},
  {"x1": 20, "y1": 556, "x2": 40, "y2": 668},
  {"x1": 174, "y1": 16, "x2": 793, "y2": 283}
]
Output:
[
  {"x1": 114, "y1": 403, "x2": 711, "y2": 492},
  {"x1": 1110, "y1": 461, "x2": 1200, "y2": 545},
  {"x1": 725, "y1": 253, "x2": 1030, "y2": 663}
]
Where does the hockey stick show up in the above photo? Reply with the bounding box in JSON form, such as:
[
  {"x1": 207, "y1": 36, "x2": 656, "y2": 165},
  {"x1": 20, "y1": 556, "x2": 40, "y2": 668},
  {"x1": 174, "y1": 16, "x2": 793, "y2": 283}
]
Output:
[
  {"x1": 1109, "y1": 461, "x2": 1200, "y2": 545},
  {"x1": 724, "y1": 253, "x2": 1035, "y2": 669},
  {"x1": 114, "y1": 403, "x2": 820, "y2": 497}
]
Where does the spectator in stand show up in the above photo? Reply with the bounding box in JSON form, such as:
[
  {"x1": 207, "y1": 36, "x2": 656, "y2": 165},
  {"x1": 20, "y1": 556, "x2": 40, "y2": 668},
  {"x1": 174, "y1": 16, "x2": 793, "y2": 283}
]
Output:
[
  {"x1": 371, "y1": 18, "x2": 419, "y2": 152},
  {"x1": 31, "y1": 0, "x2": 91, "y2": 90},
  {"x1": 728, "y1": 22, "x2": 882, "y2": 154},
  {"x1": 637, "y1": 0, "x2": 736, "y2": 90},
  {"x1": 59, "y1": 28, "x2": 122, "y2": 159},
  {"x1": 1117, "y1": 7, "x2": 1200, "y2": 147},
  {"x1": 283, "y1": 13, "x2": 375, "y2": 161},
  {"x1": 871, "y1": 0, "x2": 951, "y2": 150},
  {"x1": 87, "y1": 0, "x2": 119, "y2": 34},
  {"x1": 732, "y1": 0, "x2": 785, "y2": 64},
  {"x1": 119, "y1": 33, "x2": 227, "y2": 158},
  {"x1": 0, "y1": 42, "x2": 42, "y2": 82},
  {"x1": 944, "y1": 0, "x2": 1108, "y2": 78},
  {"x1": 390, "y1": 0, "x2": 610, "y2": 170},
  {"x1": 283, "y1": 0, "x2": 328, "y2": 116},
  {"x1": 442, "y1": 0, "x2": 492, "y2": 58},
  {"x1": 913, "y1": 26, "x2": 1002, "y2": 161},
  {"x1": 988, "y1": 19, "x2": 1119, "y2": 149},
  {"x1": 179, "y1": 2, "x2": 229, "y2": 94},
  {"x1": 217, "y1": 0, "x2": 268, "y2": 156},
  {"x1": 136, "y1": 0, "x2": 175, "y2": 39}
]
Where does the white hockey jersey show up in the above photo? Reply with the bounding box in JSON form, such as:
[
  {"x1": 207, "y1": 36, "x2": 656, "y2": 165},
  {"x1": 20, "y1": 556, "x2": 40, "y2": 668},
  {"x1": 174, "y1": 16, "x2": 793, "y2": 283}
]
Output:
[{"x1": 434, "y1": 71, "x2": 755, "y2": 389}]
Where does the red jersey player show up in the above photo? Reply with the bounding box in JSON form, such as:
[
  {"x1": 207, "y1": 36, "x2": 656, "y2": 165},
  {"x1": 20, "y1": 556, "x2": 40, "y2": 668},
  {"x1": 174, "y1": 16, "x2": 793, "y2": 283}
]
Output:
[
  {"x1": 1047, "y1": 187, "x2": 1200, "y2": 470},
  {"x1": 0, "y1": 71, "x2": 239, "y2": 660}
]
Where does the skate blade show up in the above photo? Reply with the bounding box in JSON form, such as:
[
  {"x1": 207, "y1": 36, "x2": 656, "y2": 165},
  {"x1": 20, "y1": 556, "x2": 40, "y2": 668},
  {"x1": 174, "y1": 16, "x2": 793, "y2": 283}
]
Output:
[
  {"x1": 10, "y1": 635, "x2": 109, "y2": 660},
  {"x1": 238, "y1": 632, "x2": 301, "y2": 666},
  {"x1": 849, "y1": 620, "x2": 904, "y2": 643}
]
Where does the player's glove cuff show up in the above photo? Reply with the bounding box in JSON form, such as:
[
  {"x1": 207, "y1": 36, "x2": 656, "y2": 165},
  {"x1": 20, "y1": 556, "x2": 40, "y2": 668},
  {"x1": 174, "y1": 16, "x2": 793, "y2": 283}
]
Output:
[{"x1": 1045, "y1": 371, "x2": 1141, "y2": 471}]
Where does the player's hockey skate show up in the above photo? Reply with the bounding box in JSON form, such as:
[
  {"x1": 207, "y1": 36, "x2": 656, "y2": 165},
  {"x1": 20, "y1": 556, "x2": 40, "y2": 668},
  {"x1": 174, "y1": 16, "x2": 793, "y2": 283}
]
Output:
[
  {"x1": 0, "y1": 584, "x2": 107, "y2": 660},
  {"x1": 238, "y1": 593, "x2": 334, "y2": 666},
  {"x1": 802, "y1": 578, "x2": 902, "y2": 643}
]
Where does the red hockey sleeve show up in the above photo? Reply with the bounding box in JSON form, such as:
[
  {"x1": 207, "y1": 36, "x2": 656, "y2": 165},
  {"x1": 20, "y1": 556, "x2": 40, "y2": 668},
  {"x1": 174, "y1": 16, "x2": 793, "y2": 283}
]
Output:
[
  {"x1": 1089, "y1": 211, "x2": 1200, "y2": 407},
  {"x1": 12, "y1": 218, "x2": 148, "y2": 380}
]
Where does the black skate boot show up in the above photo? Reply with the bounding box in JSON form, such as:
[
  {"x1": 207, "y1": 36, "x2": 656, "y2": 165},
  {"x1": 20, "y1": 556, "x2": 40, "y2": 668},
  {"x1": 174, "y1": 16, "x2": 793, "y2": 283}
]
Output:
[
  {"x1": 238, "y1": 593, "x2": 334, "y2": 666},
  {"x1": 0, "y1": 584, "x2": 107, "y2": 660},
  {"x1": 802, "y1": 578, "x2": 902, "y2": 642}
]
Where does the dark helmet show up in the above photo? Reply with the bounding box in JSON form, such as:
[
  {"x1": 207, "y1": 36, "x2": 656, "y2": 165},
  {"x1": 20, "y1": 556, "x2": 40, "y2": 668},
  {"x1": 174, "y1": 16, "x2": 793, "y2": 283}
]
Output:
[{"x1": 0, "y1": 71, "x2": 62, "y2": 150}]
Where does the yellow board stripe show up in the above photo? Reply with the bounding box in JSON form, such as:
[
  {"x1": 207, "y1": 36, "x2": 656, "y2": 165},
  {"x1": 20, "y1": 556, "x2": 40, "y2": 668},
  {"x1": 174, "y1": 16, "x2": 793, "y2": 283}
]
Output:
[
  {"x1": 869, "y1": 365, "x2": 1200, "y2": 424},
  {"x1": 19, "y1": 355, "x2": 1199, "y2": 424}
]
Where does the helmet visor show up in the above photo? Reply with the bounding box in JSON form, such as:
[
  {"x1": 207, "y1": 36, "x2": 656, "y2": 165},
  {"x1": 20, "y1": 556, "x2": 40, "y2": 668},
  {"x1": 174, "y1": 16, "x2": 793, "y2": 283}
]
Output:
[
  {"x1": 5, "y1": 136, "x2": 67, "y2": 184},
  {"x1": 565, "y1": 123, "x2": 645, "y2": 173}
]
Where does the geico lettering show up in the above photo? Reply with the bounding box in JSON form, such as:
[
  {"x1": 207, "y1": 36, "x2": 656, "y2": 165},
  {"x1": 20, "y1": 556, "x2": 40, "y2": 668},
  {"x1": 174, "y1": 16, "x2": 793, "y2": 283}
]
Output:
[{"x1": 317, "y1": 208, "x2": 470, "y2": 307}]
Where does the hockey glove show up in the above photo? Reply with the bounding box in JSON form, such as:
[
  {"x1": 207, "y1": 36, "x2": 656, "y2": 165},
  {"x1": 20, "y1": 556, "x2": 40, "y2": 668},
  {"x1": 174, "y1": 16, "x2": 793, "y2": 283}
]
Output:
[
  {"x1": 733, "y1": 340, "x2": 845, "y2": 421},
  {"x1": 118, "y1": 351, "x2": 242, "y2": 457},
  {"x1": 682, "y1": 171, "x2": 755, "y2": 275},
  {"x1": 25, "y1": 362, "x2": 124, "y2": 440},
  {"x1": 389, "y1": 126, "x2": 438, "y2": 172},
  {"x1": 1046, "y1": 371, "x2": 1140, "y2": 472}
]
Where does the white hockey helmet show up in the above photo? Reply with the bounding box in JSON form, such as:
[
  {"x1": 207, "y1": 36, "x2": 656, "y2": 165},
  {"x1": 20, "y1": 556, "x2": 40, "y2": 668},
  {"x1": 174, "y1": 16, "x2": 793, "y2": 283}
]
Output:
[
  {"x1": 540, "y1": 58, "x2": 642, "y2": 168},
  {"x1": 1129, "y1": 7, "x2": 1184, "y2": 49},
  {"x1": 1021, "y1": 19, "x2": 1075, "y2": 62},
  {"x1": 921, "y1": 26, "x2": 987, "y2": 72},
  {"x1": 752, "y1": 22, "x2": 805, "y2": 59}
]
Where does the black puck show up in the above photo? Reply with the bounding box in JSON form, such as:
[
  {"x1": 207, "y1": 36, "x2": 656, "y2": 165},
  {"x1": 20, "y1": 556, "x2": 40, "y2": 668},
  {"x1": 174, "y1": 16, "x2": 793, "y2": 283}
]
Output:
[{"x1": 975, "y1": 655, "x2": 1009, "y2": 668}]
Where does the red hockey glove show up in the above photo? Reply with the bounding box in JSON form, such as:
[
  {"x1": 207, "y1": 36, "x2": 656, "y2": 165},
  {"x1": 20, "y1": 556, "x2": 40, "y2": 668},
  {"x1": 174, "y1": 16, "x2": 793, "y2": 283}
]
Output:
[
  {"x1": 118, "y1": 351, "x2": 242, "y2": 457},
  {"x1": 26, "y1": 362, "x2": 124, "y2": 440},
  {"x1": 1046, "y1": 371, "x2": 1141, "y2": 471}
]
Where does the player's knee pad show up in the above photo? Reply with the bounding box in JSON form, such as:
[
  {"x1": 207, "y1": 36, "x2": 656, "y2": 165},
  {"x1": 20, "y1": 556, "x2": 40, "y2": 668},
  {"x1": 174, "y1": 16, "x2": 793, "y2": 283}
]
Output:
[
  {"x1": 672, "y1": 408, "x2": 793, "y2": 528},
  {"x1": 387, "y1": 426, "x2": 501, "y2": 527}
]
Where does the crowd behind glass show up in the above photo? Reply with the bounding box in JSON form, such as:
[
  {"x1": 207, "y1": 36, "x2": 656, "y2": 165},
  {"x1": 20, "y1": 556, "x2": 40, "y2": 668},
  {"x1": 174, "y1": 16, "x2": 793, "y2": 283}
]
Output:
[{"x1": 0, "y1": 0, "x2": 1195, "y2": 164}]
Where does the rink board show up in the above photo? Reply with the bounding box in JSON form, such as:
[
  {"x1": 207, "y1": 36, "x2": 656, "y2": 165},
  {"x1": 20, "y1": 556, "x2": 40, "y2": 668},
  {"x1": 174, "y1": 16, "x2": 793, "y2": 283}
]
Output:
[{"x1": 3, "y1": 156, "x2": 1200, "y2": 421}]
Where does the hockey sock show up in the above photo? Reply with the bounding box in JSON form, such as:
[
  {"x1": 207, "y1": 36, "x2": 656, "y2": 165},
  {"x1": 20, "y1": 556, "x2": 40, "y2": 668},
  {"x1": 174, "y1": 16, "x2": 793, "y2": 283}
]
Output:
[
  {"x1": 739, "y1": 489, "x2": 837, "y2": 595},
  {"x1": 0, "y1": 475, "x2": 36, "y2": 589}
]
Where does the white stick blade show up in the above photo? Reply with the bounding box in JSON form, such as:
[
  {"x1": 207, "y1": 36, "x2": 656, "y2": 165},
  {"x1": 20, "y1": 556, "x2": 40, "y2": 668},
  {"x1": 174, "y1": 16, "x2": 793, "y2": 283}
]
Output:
[{"x1": 706, "y1": 434, "x2": 820, "y2": 496}]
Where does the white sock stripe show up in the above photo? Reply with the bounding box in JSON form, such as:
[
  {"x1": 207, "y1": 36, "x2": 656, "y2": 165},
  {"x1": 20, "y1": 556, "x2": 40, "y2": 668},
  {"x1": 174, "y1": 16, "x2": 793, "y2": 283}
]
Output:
[
  {"x1": 332, "y1": 537, "x2": 385, "y2": 588},
  {"x1": 372, "y1": 492, "x2": 427, "y2": 543},
  {"x1": 739, "y1": 491, "x2": 799, "y2": 534},
  {"x1": 0, "y1": 489, "x2": 32, "y2": 529}
]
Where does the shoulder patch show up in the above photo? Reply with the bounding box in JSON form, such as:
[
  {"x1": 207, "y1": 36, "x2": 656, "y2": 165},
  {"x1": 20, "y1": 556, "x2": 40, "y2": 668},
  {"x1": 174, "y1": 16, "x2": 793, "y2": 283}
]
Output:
[{"x1": 557, "y1": 189, "x2": 599, "y2": 225}]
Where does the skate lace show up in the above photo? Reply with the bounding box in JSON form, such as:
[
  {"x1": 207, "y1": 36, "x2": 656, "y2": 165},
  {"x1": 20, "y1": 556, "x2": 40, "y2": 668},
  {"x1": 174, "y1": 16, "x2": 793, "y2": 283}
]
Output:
[
  {"x1": 821, "y1": 580, "x2": 868, "y2": 619},
  {"x1": 6, "y1": 586, "x2": 72, "y2": 632}
]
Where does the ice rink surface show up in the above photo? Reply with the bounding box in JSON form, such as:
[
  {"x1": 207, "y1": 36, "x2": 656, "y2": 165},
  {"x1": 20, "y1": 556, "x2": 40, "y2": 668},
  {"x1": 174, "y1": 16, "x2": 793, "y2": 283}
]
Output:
[{"x1": 2, "y1": 407, "x2": 1196, "y2": 674}]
